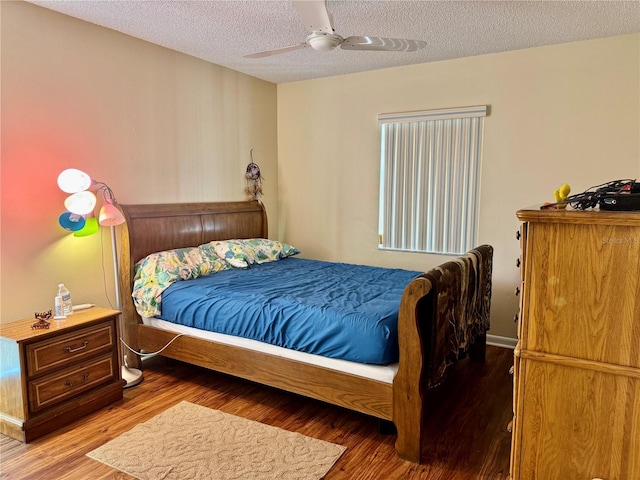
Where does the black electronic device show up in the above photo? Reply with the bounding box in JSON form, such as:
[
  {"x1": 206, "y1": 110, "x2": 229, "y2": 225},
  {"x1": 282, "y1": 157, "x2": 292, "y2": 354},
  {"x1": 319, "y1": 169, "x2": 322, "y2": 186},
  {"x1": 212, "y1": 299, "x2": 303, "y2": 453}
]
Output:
[
  {"x1": 541, "y1": 179, "x2": 640, "y2": 211},
  {"x1": 599, "y1": 181, "x2": 640, "y2": 211}
]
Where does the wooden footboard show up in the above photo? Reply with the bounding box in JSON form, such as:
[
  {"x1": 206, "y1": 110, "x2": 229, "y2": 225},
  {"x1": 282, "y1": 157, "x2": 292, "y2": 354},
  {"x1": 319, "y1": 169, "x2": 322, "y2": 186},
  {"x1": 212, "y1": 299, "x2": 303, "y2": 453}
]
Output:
[
  {"x1": 393, "y1": 244, "x2": 493, "y2": 463},
  {"x1": 393, "y1": 275, "x2": 434, "y2": 463}
]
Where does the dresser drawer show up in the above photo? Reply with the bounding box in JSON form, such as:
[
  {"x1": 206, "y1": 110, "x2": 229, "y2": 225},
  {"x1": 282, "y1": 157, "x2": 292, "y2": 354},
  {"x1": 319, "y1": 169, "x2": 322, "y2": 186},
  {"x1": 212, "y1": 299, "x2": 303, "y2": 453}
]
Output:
[
  {"x1": 26, "y1": 321, "x2": 116, "y2": 377},
  {"x1": 524, "y1": 222, "x2": 640, "y2": 368},
  {"x1": 27, "y1": 354, "x2": 117, "y2": 412}
]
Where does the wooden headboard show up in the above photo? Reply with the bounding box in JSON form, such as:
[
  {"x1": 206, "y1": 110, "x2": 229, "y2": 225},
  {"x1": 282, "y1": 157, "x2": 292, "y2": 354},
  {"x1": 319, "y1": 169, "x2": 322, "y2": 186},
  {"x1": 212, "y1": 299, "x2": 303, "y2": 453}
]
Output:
[{"x1": 117, "y1": 201, "x2": 268, "y2": 347}]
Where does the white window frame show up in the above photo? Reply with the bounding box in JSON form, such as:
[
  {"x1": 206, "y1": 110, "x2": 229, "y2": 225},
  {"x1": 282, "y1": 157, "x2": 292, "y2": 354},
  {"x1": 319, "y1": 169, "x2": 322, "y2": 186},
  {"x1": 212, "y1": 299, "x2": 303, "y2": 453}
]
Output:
[{"x1": 378, "y1": 105, "x2": 486, "y2": 255}]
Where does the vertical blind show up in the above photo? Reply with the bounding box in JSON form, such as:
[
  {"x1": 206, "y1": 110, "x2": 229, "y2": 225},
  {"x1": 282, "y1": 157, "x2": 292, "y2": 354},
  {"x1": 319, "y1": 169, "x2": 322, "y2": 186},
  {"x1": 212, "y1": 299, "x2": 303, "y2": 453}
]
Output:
[{"x1": 378, "y1": 106, "x2": 486, "y2": 255}]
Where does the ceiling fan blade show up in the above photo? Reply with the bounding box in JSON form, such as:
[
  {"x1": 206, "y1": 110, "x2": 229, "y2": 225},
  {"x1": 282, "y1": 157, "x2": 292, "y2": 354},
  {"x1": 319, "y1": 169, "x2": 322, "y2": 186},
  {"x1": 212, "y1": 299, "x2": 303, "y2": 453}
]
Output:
[
  {"x1": 341, "y1": 36, "x2": 427, "y2": 52},
  {"x1": 243, "y1": 43, "x2": 307, "y2": 59},
  {"x1": 293, "y1": 0, "x2": 334, "y2": 34}
]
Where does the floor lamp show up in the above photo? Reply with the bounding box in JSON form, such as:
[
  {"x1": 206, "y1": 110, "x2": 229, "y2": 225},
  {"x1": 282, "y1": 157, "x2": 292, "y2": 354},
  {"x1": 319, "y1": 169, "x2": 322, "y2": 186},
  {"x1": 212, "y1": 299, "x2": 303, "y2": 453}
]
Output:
[{"x1": 57, "y1": 168, "x2": 143, "y2": 388}]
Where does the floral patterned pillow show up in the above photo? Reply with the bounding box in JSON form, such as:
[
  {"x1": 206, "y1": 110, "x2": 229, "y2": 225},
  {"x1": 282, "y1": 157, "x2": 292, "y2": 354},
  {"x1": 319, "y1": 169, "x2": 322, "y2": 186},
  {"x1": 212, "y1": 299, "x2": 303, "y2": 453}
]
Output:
[
  {"x1": 205, "y1": 238, "x2": 299, "y2": 268},
  {"x1": 201, "y1": 240, "x2": 253, "y2": 268},
  {"x1": 132, "y1": 247, "x2": 230, "y2": 317},
  {"x1": 238, "y1": 238, "x2": 300, "y2": 264}
]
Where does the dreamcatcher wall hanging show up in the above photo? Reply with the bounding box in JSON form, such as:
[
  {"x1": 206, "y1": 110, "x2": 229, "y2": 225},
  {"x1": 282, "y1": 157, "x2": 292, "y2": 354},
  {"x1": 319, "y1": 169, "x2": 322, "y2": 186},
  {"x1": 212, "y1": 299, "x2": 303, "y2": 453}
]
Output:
[{"x1": 245, "y1": 149, "x2": 264, "y2": 201}]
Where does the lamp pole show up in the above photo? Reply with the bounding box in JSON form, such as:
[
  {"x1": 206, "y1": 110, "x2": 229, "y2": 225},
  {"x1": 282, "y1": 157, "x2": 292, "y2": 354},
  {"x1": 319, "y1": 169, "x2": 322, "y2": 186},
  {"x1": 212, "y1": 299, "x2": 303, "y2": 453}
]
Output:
[{"x1": 110, "y1": 225, "x2": 143, "y2": 388}]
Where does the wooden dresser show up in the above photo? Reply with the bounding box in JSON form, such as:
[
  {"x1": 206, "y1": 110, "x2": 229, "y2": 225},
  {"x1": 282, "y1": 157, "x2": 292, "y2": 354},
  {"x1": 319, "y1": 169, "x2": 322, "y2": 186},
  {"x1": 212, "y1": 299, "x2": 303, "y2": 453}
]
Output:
[
  {"x1": 510, "y1": 207, "x2": 640, "y2": 479},
  {"x1": 0, "y1": 307, "x2": 125, "y2": 442}
]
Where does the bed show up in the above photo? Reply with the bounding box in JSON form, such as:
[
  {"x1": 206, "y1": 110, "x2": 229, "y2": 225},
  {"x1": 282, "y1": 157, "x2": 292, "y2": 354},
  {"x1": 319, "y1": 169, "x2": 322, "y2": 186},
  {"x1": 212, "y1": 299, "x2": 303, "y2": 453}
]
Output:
[{"x1": 118, "y1": 200, "x2": 493, "y2": 463}]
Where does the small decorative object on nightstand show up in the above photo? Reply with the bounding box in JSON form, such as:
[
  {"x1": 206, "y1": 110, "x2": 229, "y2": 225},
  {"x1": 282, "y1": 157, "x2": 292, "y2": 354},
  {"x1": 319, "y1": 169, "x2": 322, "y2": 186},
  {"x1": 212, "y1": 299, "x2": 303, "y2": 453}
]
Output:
[
  {"x1": 0, "y1": 307, "x2": 125, "y2": 442},
  {"x1": 31, "y1": 310, "x2": 52, "y2": 330}
]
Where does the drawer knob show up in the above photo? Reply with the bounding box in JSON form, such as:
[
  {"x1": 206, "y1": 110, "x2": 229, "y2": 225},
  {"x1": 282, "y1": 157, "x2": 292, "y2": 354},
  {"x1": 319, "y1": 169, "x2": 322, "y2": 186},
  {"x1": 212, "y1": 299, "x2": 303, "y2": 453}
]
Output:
[
  {"x1": 64, "y1": 340, "x2": 89, "y2": 353},
  {"x1": 65, "y1": 372, "x2": 89, "y2": 387}
]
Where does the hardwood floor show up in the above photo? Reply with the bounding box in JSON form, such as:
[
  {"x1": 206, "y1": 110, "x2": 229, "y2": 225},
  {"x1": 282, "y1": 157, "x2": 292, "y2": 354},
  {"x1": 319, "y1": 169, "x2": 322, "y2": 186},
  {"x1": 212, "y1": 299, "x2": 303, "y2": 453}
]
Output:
[{"x1": 0, "y1": 345, "x2": 513, "y2": 479}]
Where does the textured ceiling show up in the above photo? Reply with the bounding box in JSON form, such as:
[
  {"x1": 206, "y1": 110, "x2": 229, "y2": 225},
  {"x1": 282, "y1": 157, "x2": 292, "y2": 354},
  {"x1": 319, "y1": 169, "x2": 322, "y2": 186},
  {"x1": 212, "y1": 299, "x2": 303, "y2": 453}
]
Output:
[{"x1": 27, "y1": 0, "x2": 640, "y2": 84}]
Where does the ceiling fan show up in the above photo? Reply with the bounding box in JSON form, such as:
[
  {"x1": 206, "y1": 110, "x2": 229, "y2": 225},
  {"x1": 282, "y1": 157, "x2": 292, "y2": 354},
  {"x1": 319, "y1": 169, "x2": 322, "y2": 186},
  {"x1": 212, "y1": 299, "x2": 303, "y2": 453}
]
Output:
[{"x1": 243, "y1": 0, "x2": 427, "y2": 59}]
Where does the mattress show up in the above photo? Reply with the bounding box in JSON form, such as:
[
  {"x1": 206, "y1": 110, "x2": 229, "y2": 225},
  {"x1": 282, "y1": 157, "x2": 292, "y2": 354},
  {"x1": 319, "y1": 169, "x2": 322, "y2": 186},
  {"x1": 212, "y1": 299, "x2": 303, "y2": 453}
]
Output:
[
  {"x1": 157, "y1": 257, "x2": 421, "y2": 364},
  {"x1": 142, "y1": 317, "x2": 399, "y2": 384}
]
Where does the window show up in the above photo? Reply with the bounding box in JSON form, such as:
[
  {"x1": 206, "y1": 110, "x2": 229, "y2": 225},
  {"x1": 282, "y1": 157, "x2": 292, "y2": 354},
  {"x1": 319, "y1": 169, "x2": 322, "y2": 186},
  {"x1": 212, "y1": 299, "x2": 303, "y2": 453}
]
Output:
[{"x1": 378, "y1": 106, "x2": 486, "y2": 255}]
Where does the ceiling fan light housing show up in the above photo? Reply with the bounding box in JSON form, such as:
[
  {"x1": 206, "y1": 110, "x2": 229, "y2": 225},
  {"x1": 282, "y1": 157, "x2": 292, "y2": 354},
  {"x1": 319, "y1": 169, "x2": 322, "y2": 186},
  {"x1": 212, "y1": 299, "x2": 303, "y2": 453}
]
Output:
[{"x1": 306, "y1": 33, "x2": 343, "y2": 51}]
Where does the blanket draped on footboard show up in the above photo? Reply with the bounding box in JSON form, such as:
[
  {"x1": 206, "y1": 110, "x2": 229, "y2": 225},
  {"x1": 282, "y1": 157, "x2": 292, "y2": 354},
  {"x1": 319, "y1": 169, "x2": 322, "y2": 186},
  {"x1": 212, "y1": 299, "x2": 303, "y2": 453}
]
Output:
[
  {"x1": 393, "y1": 244, "x2": 492, "y2": 463},
  {"x1": 424, "y1": 244, "x2": 493, "y2": 387}
]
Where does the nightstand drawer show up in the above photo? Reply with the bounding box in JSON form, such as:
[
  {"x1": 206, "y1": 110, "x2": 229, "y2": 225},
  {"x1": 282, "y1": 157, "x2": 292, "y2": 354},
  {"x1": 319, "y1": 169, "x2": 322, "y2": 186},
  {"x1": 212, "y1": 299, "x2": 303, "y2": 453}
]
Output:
[
  {"x1": 27, "y1": 354, "x2": 117, "y2": 412},
  {"x1": 26, "y1": 321, "x2": 116, "y2": 377}
]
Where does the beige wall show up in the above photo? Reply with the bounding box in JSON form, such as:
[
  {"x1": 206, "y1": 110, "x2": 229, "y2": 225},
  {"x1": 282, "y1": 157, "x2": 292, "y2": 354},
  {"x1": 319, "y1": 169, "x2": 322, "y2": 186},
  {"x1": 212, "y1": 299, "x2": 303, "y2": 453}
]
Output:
[
  {"x1": 1, "y1": 2, "x2": 278, "y2": 323},
  {"x1": 277, "y1": 34, "x2": 640, "y2": 339}
]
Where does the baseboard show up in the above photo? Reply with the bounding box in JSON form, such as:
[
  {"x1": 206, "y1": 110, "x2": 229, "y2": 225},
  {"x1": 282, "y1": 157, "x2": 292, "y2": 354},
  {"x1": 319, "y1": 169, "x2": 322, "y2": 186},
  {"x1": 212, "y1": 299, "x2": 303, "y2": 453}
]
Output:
[{"x1": 486, "y1": 334, "x2": 517, "y2": 349}]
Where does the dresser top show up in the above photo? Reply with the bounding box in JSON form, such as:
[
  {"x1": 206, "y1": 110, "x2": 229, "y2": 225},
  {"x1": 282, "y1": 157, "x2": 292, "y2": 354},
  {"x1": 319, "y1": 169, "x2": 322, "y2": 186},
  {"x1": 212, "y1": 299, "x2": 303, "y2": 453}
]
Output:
[
  {"x1": 0, "y1": 307, "x2": 120, "y2": 342},
  {"x1": 517, "y1": 205, "x2": 640, "y2": 226}
]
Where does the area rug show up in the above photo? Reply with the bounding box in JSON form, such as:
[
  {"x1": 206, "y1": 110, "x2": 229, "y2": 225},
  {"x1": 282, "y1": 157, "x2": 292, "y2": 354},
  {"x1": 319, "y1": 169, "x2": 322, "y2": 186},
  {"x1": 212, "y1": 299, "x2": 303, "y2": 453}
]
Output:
[{"x1": 87, "y1": 401, "x2": 346, "y2": 480}]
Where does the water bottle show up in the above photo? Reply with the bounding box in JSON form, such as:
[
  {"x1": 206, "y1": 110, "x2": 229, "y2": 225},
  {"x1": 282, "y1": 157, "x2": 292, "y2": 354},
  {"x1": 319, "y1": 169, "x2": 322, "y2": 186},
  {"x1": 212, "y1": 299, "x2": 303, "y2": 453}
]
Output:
[{"x1": 57, "y1": 283, "x2": 73, "y2": 316}]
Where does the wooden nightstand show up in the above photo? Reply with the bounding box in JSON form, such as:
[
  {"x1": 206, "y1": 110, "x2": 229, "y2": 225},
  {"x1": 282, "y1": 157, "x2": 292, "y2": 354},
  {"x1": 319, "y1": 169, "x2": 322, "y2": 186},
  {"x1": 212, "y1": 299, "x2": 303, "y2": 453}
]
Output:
[{"x1": 0, "y1": 307, "x2": 126, "y2": 442}]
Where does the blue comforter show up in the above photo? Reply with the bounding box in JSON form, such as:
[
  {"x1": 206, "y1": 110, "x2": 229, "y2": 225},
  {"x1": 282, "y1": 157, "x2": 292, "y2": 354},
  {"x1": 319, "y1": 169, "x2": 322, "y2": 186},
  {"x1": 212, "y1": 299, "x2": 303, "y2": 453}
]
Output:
[{"x1": 158, "y1": 257, "x2": 421, "y2": 364}]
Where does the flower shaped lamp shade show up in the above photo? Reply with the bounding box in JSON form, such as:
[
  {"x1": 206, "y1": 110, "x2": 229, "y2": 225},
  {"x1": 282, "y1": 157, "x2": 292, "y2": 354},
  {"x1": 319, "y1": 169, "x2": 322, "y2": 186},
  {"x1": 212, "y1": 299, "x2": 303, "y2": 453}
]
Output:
[
  {"x1": 73, "y1": 217, "x2": 99, "y2": 237},
  {"x1": 56, "y1": 168, "x2": 141, "y2": 388},
  {"x1": 63, "y1": 191, "x2": 97, "y2": 216},
  {"x1": 99, "y1": 198, "x2": 125, "y2": 226},
  {"x1": 58, "y1": 211, "x2": 86, "y2": 232},
  {"x1": 57, "y1": 168, "x2": 92, "y2": 193}
]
